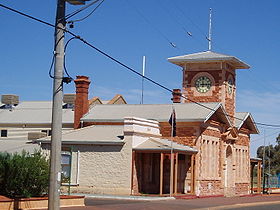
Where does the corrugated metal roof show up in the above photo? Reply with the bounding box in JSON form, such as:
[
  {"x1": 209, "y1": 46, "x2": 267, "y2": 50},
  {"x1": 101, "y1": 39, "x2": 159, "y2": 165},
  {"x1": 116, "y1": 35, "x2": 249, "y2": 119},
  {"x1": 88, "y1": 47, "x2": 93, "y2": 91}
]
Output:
[
  {"x1": 37, "y1": 125, "x2": 124, "y2": 144},
  {"x1": 250, "y1": 157, "x2": 262, "y2": 162},
  {"x1": 0, "y1": 101, "x2": 74, "y2": 124},
  {"x1": 81, "y1": 103, "x2": 225, "y2": 123},
  {"x1": 168, "y1": 51, "x2": 250, "y2": 69},
  {"x1": 235, "y1": 112, "x2": 258, "y2": 134},
  {"x1": 134, "y1": 138, "x2": 197, "y2": 153},
  {"x1": 0, "y1": 140, "x2": 40, "y2": 154},
  {"x1": 235, "y1": 112, "x2": 249, "y2": 128}
]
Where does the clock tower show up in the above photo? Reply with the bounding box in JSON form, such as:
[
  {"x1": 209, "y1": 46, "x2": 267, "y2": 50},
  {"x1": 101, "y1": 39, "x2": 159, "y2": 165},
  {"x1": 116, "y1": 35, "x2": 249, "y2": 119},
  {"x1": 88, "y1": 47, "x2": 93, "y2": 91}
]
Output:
[{"x1": 168, "y1": 51, "x2": 249, "y2": 125}]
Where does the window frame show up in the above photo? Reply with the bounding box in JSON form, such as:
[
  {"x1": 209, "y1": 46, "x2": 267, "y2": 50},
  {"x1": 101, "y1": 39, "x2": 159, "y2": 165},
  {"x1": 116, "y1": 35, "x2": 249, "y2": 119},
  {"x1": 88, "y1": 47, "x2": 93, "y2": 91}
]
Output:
[{"x1": 1, "y1": 130, "x2": 8, "y2": 137}]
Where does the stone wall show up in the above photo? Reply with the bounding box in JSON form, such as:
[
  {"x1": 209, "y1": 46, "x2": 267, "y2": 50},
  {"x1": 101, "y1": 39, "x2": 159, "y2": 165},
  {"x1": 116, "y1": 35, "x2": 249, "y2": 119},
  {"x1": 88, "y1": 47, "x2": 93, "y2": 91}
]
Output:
[
  {"x1": 70, "y1": 141, "x2": 132, "y2": 195},
  {"x1": 235, "y1": 183, "x2": 250, "y2": 195},
  {"x1": 197, "y1": 180, "x2": 223, "y2": 196},
  {"x1": 160, "y1": 122, "x2": 199, "y2": 146}
]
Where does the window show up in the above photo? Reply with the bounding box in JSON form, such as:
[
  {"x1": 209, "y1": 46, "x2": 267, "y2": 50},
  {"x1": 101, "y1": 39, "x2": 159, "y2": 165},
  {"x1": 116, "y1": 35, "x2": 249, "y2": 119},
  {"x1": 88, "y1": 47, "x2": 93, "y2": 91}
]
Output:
[
  {"x1": 41, "y1": 130, "x2": 52, "y2": 136},
  {"x1": 1, "y1": 130, "x2": 7, "y2": 137},
  {"x1": 61, "y1": 152, "x2": 71, "y2": 183},
  {"x1": 62, "y1": 103, "x2": 74, "y2": 109}
]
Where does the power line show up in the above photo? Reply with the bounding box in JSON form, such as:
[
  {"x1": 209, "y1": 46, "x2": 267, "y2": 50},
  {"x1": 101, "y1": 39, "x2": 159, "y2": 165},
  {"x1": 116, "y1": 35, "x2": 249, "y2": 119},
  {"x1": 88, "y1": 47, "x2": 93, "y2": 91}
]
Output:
[
  {"x1": 123, "y1": 0, "x2": 178, "y2": 50},
  {"x1": 64, "y1": 0, "x2": 101, "y2": 20},
  {"x1": 68, "y1": 0, "x2": 105, "y2": 24},
  {"x1": 156, "y1": 1, "x2": 205, "y2": 49},
  {"x1": 170, "y1": 0, "x2": 208, "y2": 41},
  {"x1": 251, "y1": 130, "x2": 280, "y2": 143},
  {"x1": 1, "y1": 3, "x2": 280, "y2": 128}
]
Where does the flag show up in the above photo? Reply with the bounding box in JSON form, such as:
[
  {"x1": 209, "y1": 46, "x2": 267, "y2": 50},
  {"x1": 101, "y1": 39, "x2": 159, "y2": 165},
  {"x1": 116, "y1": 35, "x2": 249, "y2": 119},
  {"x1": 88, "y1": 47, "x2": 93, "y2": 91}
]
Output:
[{"x1": 169, "y1": 108, "x2": 176, "y2": 137}]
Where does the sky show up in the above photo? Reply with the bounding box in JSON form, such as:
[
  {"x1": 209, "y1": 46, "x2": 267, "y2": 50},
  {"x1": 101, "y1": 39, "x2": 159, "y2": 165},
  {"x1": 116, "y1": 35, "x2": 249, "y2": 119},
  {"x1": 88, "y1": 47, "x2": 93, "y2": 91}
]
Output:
[{"x1": 1, "y1": 0, "x2": 280, "y2": 156}]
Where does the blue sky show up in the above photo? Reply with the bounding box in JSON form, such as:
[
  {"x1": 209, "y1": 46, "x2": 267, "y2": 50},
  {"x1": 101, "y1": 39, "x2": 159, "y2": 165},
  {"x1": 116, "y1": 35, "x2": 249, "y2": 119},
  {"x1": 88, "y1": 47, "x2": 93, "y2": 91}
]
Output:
[{"x1": 1, "y1": 0, "x2": 280, "y2": 156}]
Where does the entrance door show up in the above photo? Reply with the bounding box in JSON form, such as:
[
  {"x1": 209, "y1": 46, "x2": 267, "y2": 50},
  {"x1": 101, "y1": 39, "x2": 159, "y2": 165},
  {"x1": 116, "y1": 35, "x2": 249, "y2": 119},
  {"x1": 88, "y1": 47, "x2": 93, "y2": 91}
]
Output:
[{"x1": 225, "y1": 146, "x2": 233, "y2": 196}]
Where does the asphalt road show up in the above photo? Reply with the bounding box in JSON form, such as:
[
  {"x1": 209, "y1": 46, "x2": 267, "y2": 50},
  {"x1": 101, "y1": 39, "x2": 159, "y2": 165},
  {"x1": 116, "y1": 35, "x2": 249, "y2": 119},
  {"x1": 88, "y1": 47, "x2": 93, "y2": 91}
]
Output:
[
  {"x1": 229, "y1": 204, "x2": 280, "y2": 210},
  {"x1": 84, "y1": 198, "x2": 280, "y2": 210},
  {"x1": 62, "y1": 195, "x2": 280, "y2": 210}
]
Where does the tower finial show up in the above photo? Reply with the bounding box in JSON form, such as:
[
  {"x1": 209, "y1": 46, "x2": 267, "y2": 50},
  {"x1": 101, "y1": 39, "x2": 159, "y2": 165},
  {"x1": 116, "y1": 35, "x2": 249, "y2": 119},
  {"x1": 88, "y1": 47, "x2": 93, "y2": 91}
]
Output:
[{"x1": 208, "y1": 8, "x2": 212, "y2": 51}]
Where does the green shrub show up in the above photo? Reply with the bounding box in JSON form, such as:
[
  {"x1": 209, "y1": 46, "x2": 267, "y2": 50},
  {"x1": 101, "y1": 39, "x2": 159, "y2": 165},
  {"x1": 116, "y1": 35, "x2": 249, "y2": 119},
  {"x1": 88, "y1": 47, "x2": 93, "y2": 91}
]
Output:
[{"x1": 0, "y1": 150, "x2": 49, "y2": 198}]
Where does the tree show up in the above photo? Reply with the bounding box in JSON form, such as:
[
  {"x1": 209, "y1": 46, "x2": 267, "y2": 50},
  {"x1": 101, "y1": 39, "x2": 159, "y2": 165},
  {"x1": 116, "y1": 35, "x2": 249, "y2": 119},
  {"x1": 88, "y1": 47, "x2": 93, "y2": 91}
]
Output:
[
  {"x1": 257, "y1": 134, "x2": 280, "y2": 175},
  {"x1": 0, "y1": 150, "x2": 49, "y2": 198}
]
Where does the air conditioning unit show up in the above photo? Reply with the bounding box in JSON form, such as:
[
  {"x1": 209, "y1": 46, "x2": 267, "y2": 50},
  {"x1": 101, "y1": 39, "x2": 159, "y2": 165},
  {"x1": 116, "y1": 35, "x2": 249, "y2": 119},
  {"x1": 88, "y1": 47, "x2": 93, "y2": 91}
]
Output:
[
  {"x1": 28, "y1": 132, "x2": 47, "y2": 140},
  {"x1": 1, "y1": 95, "x2": 19, "y2": 105},
  {"x1": 63, "y1": 94, "x2": 76, "y2": 105}
]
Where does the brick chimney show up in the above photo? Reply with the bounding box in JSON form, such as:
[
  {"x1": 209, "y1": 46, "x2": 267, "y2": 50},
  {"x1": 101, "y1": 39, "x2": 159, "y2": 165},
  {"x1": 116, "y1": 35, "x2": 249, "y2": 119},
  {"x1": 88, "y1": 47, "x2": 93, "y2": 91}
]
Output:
[
  {"x1": 171, "y1": 89, "x2": 181, "y2": 103},
  {"x1": 74, "y1": 76, "x2": 91, "y2": 129}
]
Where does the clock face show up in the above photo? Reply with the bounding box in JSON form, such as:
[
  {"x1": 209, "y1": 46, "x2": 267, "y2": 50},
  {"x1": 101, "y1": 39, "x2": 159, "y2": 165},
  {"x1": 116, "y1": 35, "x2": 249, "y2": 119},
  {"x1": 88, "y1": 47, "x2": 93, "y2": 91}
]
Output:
[
  {"x1": 228, "y1": 79, "x2": 233, "y2": 94},
  {"x1": 195, "y1": 76, "x2": 212, "y2": 93}
]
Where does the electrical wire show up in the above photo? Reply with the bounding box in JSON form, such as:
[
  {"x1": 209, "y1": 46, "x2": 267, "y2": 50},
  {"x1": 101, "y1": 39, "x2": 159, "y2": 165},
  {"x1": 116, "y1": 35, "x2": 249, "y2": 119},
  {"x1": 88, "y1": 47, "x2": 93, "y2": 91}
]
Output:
[
  {"x1": 251, "y1": 130, "x2": 280, "y2": 143},
  {"x1": 170, "y1": 0, "x2": 209, "y2": 42},
  {"x1": 63, "y1": 37, "x2": 79, "y2": 79},
  {"x1": 124, "y1": 0, "x2": 178, "y2": 50},
  {"x1": 48, "y1": 54, "x2": 55, "y2": 79},
  {"x1": 64, "y1": 0, "x2": 101, "y2": 20},
  {"x1": 1, "y1": 3, "x2": 280, "y2": 128},
  {"x1": 69, "y1": 0, "x2": 105, "y2": 23},
  {"x1": 49, "y1": 35, "x2": 65, "y2": 79},
  {"x1": 157, "y1": 1, "x2": 205, "y2": 50}
]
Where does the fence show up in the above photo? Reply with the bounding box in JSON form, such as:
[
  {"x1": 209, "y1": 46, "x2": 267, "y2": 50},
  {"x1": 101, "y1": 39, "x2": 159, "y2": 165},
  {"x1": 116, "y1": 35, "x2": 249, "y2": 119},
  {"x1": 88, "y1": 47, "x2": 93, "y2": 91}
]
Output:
[{"x1": 252, "y1": 174, "x2": 280, "y2": 189}]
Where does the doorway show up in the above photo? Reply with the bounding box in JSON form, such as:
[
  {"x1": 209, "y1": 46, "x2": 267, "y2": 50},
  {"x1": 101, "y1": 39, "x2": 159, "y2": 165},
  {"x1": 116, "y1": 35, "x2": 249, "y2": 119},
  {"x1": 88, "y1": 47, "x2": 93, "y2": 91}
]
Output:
[{"x1": 225, "y1": 145, "x2": 233, "y2": 196}]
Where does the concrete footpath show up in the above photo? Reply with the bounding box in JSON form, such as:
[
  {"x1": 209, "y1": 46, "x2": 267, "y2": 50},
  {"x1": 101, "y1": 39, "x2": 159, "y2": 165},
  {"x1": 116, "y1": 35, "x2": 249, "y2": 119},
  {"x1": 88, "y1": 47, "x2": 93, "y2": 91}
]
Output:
[{"x1": 61, "y1": 194, "x2": 280, "y2": 210}]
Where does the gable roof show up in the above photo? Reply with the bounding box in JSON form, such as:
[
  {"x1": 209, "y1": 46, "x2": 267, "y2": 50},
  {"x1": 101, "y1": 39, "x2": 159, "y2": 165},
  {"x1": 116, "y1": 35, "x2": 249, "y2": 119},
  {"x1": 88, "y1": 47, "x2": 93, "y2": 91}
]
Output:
[
  {"x1": 89, "y1": 97, "x2": 103, "y2": 106},
  {"x1": 81, "y1": 102, "x2": 232, "y2": 126},
  {"x1": 168, "y1": 51, "x2": 250, "y2": 69},
  {"x1": 107, "y1": 94, "x2": 127, "y2": 104},
  {"x1": 37, "y1": 125, "x2": 124, "y2": 145},
  {"x1": 0, "y1": 101, "x2": 73, "y2": 125},
  {"x1": 235, "y1": 112, "x2": 259, "y2": 134},
  {"x1": 134, "y1": 138, "x2": 197, "y2": 153}
]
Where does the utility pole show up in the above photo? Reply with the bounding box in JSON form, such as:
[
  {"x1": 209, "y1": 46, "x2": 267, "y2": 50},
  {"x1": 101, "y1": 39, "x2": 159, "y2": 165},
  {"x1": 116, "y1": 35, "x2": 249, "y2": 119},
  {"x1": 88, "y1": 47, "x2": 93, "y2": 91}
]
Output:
[
  {"x1": 268, "y1": 142, "x2": 271, "y2": 194},
  {"x1": 262, "y1": 129, "x2": 266, "y2": 194},
  {"x1": 49, "y1": 0, "x2": 65, "y2": 209}
]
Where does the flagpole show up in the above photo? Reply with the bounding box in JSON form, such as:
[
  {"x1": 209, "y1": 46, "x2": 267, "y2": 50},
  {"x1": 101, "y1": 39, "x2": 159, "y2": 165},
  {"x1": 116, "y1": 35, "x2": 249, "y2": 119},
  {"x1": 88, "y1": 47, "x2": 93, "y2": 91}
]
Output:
[{"x1": 141, "y1": 56, "x2": 146, "y2": 104}]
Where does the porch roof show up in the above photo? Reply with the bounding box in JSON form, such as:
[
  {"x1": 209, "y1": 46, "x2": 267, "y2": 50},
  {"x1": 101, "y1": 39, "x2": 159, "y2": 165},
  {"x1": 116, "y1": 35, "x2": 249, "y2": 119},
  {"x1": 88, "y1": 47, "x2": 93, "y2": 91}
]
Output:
[
  {"x1": 134, "y1": 138, "x2": 197, "y2": 153},
  {"x1": 250, "y1": 157, "x2": 262, "y2": 163}
]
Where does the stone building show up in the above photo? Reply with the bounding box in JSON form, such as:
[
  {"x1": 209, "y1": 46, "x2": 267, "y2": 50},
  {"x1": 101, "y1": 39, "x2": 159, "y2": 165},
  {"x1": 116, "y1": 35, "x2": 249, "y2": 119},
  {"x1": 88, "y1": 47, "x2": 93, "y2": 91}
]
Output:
[
  {"x1": 167, "y1": 51, "x2": 259, "y2": 196},
  {"x1": 39, "y1": 50, "x2": 259, "y2": 196}
]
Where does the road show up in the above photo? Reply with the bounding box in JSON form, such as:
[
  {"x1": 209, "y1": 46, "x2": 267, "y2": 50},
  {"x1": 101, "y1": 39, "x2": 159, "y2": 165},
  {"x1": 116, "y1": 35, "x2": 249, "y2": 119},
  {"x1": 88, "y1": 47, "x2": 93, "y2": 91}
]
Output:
[{"x1": 62, "y1": 195, "x2": 280, "y2": 210}]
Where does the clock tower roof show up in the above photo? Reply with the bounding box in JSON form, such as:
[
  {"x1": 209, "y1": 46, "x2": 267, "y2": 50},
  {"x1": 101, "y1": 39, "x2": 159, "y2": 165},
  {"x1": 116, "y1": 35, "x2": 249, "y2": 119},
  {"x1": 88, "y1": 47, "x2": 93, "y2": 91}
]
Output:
[{"x1": 168, "y1": 51, "x2": 250, "y2": 69}]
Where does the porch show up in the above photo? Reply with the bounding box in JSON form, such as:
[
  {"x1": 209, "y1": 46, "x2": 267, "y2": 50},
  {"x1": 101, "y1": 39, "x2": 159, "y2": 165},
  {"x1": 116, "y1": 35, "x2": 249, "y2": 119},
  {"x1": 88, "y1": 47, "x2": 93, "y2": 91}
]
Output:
[
  {"x1": 250, "y1": 157, "x2": 262, "y2": 194},
  {"x1": 131, "y1": 138, "x2": 197, "y2": 196}
]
